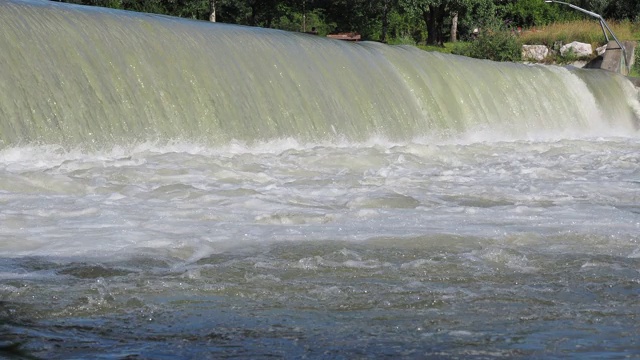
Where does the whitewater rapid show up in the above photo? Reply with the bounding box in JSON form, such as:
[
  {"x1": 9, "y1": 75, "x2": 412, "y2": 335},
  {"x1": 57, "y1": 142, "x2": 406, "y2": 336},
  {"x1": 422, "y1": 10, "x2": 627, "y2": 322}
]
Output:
[{"x1": 2, "y1": 0, "x2": 640, "y2": 358}]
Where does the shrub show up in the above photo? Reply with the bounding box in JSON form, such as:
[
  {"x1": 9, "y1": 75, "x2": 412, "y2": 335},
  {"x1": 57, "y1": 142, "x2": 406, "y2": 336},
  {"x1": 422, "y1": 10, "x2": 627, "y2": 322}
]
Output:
[
  {"x1": 500, "y1": 0, "x2": 566, "y2": 28},
  {"x1": 388, "y1": 34, "x2": 417, "y2": 46},
  {"x1": 453, "y1": 27, "x2": 522, "y2": 62},
  {"x1": 632, "y1": 46, "x2": 640, "y2": 77},
  {"x1": 449, "y1": 41, "x2": 472, "y2": 56}
]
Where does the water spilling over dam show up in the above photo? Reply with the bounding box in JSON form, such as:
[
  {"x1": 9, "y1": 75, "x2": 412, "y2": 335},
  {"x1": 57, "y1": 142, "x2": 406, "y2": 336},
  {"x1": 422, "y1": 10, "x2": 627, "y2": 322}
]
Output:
[
  {"x1": 1, "y1": 0, "x2": 639, "y2": 148},
  {"x1": 1, "y1": 1, "x2": 639, "y2": 358}
]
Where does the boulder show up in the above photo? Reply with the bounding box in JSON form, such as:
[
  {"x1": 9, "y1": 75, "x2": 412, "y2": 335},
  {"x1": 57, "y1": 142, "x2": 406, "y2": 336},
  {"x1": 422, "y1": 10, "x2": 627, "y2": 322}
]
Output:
[
  {"x1": 521, "y1": 45, "x2": 549, "y2": 61},
  {"x1": 560, "y1": 41, "x2": 593, "y2": 57},
  {"x1": 596, "y1": 44, "x2": 607, "y2": 56}
]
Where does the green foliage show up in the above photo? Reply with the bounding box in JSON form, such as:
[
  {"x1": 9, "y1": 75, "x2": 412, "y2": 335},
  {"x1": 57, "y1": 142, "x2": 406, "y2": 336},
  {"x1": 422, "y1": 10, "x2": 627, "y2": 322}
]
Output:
[
  {"x1": 322, "y1": 0, "x2": 374, "y2": 34},
  {"x1": 272, "y1": 8, "x2": 335, "y2": 35},
  {"x1": 449, "y1": 40, "x2": 472, "y2": 54},
  {"x1": 417, "y1": 41, "x2": 460, "y2": 53},
  {"x1": 385, "y1": 6, "x2": 426, "y2": 43},
  {"x1": 388, "y1": 34, "x2": 418, "y2": 45},
  {"x1": 632, "y1": 46, "x2": 640, "y2": 77},
  {"x1": 576, "y1": 0, "x2": 610, "y2": 16},
  {"x1": 553, "y1": 47, "x2": 582, "y2": 65},
  {"x1": 460, "y1": 0, "x2": 498, "y2": 30},
  {"x1": 500, "y1": 0, "x2": 564, "y2": 28},
  {"x1": 52, "y1": 0, "x2": 640, "y2": 56},
  {"x1": 453, "y1": 24, "x2": 521, "y2": 62},
  {"x1": 604, "y1": 0, "x2": 640, "y2": 21}
]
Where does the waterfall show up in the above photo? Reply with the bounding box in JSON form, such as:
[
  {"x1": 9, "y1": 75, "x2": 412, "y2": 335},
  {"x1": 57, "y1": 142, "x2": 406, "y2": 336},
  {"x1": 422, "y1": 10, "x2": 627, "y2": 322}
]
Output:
[{"x1": 1, "y1": 0, "x2": 638, "y2": 148}]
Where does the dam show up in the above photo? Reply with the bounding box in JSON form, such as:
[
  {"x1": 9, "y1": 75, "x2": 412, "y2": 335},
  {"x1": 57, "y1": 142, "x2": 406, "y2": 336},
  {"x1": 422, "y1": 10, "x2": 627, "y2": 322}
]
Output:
[{"x1": 1, "y1": 1, "x2": 639, "y2": 358}]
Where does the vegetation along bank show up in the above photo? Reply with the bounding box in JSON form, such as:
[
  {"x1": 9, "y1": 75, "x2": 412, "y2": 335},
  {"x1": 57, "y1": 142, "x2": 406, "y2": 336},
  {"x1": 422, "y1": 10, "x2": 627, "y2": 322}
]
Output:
[{"x1": 51, "y1": 0, "x2": 640, "y2": 75}]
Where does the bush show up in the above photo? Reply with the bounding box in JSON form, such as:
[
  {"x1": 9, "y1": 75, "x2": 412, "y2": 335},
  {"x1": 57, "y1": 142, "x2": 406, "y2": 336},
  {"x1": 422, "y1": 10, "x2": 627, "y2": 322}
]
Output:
[
  {"x1": 632, "y1": 46, "x2": 640, "y2": 77},
  {"x1": 453, "y1": 27, "x2": 522, "y2": 62},
  {"x1": 501, "y1": 0, "x2": 566, "y2": 28},
  {"x1": 449, "y1": 41, "x2": 472, "y2": 56},
  {"x1": 388, "y1": 34, "x2": 417, "y2": 46}
]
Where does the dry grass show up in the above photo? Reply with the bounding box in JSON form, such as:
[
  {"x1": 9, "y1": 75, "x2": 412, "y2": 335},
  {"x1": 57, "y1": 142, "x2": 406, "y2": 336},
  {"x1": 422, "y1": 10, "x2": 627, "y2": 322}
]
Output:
[{"x1": 519, "y1": 20, "x2": 637, "y2": 49}]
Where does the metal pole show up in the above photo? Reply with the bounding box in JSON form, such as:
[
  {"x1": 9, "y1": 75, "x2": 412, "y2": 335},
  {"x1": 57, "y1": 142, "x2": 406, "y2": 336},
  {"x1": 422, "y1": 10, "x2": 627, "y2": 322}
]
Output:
[
  {"x1": 599, "y1": 20, "x2": 610, "y2": 43},
  {"x1": 545, "y1": 0, "x2": 629, "y2": 74}
]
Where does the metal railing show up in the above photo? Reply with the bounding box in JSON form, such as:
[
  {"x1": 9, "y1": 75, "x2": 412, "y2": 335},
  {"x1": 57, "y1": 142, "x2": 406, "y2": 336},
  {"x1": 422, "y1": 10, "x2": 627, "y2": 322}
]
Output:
[{"x1": 545, "y1": 0, "x2": 629, "y2": 74}]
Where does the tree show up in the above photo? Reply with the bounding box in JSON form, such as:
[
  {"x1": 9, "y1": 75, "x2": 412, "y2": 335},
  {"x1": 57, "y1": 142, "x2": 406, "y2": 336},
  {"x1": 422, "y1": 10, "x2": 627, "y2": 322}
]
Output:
[
  {"x1": 50, "y1": 0, "x2": 638, "y2": 44},
  {"x1": 399, "y1": 0, "x2": 446, "y2": 45},
  {"x1": 500, "y1": 0, "x2": 564, "y2": 28},
  {"x1": 210, "y1": 0, "x2": 215, "y2": 22},
  {"x1": 450, "y1": 11, "x2": 458, "y2": 41},
  {"x1": 399, "y1": 0, "x2": 495, "y2": 45},
  {"x1": 576, "y1": 0, "x2": 610, "y2": 16},
  {"x1": 604, "y1": 0, "x2": 640, "y2": 21},
  {"x1": 370, "y1": 0, "x2": 398, "y2": 43}
]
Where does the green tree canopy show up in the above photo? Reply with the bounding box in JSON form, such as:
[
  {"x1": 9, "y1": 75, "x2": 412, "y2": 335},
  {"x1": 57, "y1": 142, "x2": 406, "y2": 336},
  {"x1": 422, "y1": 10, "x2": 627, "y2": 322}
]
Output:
[{"x1": 51, "y1": 0, "x2": 640, "y2": 44}]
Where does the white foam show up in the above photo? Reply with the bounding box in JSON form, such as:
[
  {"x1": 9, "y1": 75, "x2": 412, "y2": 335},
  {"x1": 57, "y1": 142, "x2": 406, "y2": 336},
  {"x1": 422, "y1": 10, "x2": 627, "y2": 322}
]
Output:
[{"x1": 0, "y1": 136, "x2": 638, "y2": 260}]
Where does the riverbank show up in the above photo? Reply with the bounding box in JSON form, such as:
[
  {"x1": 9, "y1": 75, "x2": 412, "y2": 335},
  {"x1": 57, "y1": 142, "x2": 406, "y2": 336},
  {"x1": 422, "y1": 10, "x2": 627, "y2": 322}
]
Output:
[{"x1": 411, "y1": 20, "x2": 640, "y2": 77}]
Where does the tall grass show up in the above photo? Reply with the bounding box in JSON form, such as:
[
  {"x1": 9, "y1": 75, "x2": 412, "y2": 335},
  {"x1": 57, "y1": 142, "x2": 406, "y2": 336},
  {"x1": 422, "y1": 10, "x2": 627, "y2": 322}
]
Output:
[{"x1": 519, "y1": 20, "x2": 637, "y2": 49}]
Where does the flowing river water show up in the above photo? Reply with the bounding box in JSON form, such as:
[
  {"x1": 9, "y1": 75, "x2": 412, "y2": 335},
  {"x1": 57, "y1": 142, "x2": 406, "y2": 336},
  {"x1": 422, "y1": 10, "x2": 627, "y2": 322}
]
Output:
[{"x1": 1, "y1": 1, "x2": 639, "y2": 358}]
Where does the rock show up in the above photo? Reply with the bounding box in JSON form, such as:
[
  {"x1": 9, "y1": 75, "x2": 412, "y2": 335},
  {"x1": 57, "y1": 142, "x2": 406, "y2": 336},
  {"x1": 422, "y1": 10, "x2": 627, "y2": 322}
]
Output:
[
  {"x1": 569, "y1": 61, "x2": 588, "y2": 68},
  {"x1": 596, "y1": 44, "x2": 607, "y2": 56},
  {"x1": 560, "y1": 41, "x2": 593, "y2": 58},
  {"x1": 521, "y1": 45, "x2": 549, "y2": 61}
]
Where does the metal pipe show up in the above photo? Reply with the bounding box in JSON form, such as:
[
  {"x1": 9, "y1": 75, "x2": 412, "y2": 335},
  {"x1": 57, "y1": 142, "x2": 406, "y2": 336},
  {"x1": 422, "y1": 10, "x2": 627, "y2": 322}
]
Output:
[
  {"x1": 599, "y1": 20, "x2": 609, "y2": 43},
  {"x1": 545, "y1": 0, "x2": 629, "y2": 74}
]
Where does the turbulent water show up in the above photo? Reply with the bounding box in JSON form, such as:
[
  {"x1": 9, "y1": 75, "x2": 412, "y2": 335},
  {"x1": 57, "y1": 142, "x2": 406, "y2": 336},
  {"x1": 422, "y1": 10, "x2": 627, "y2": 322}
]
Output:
[{"x1": 1, "y1": 0, "x2": 640, "y2": 358}]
